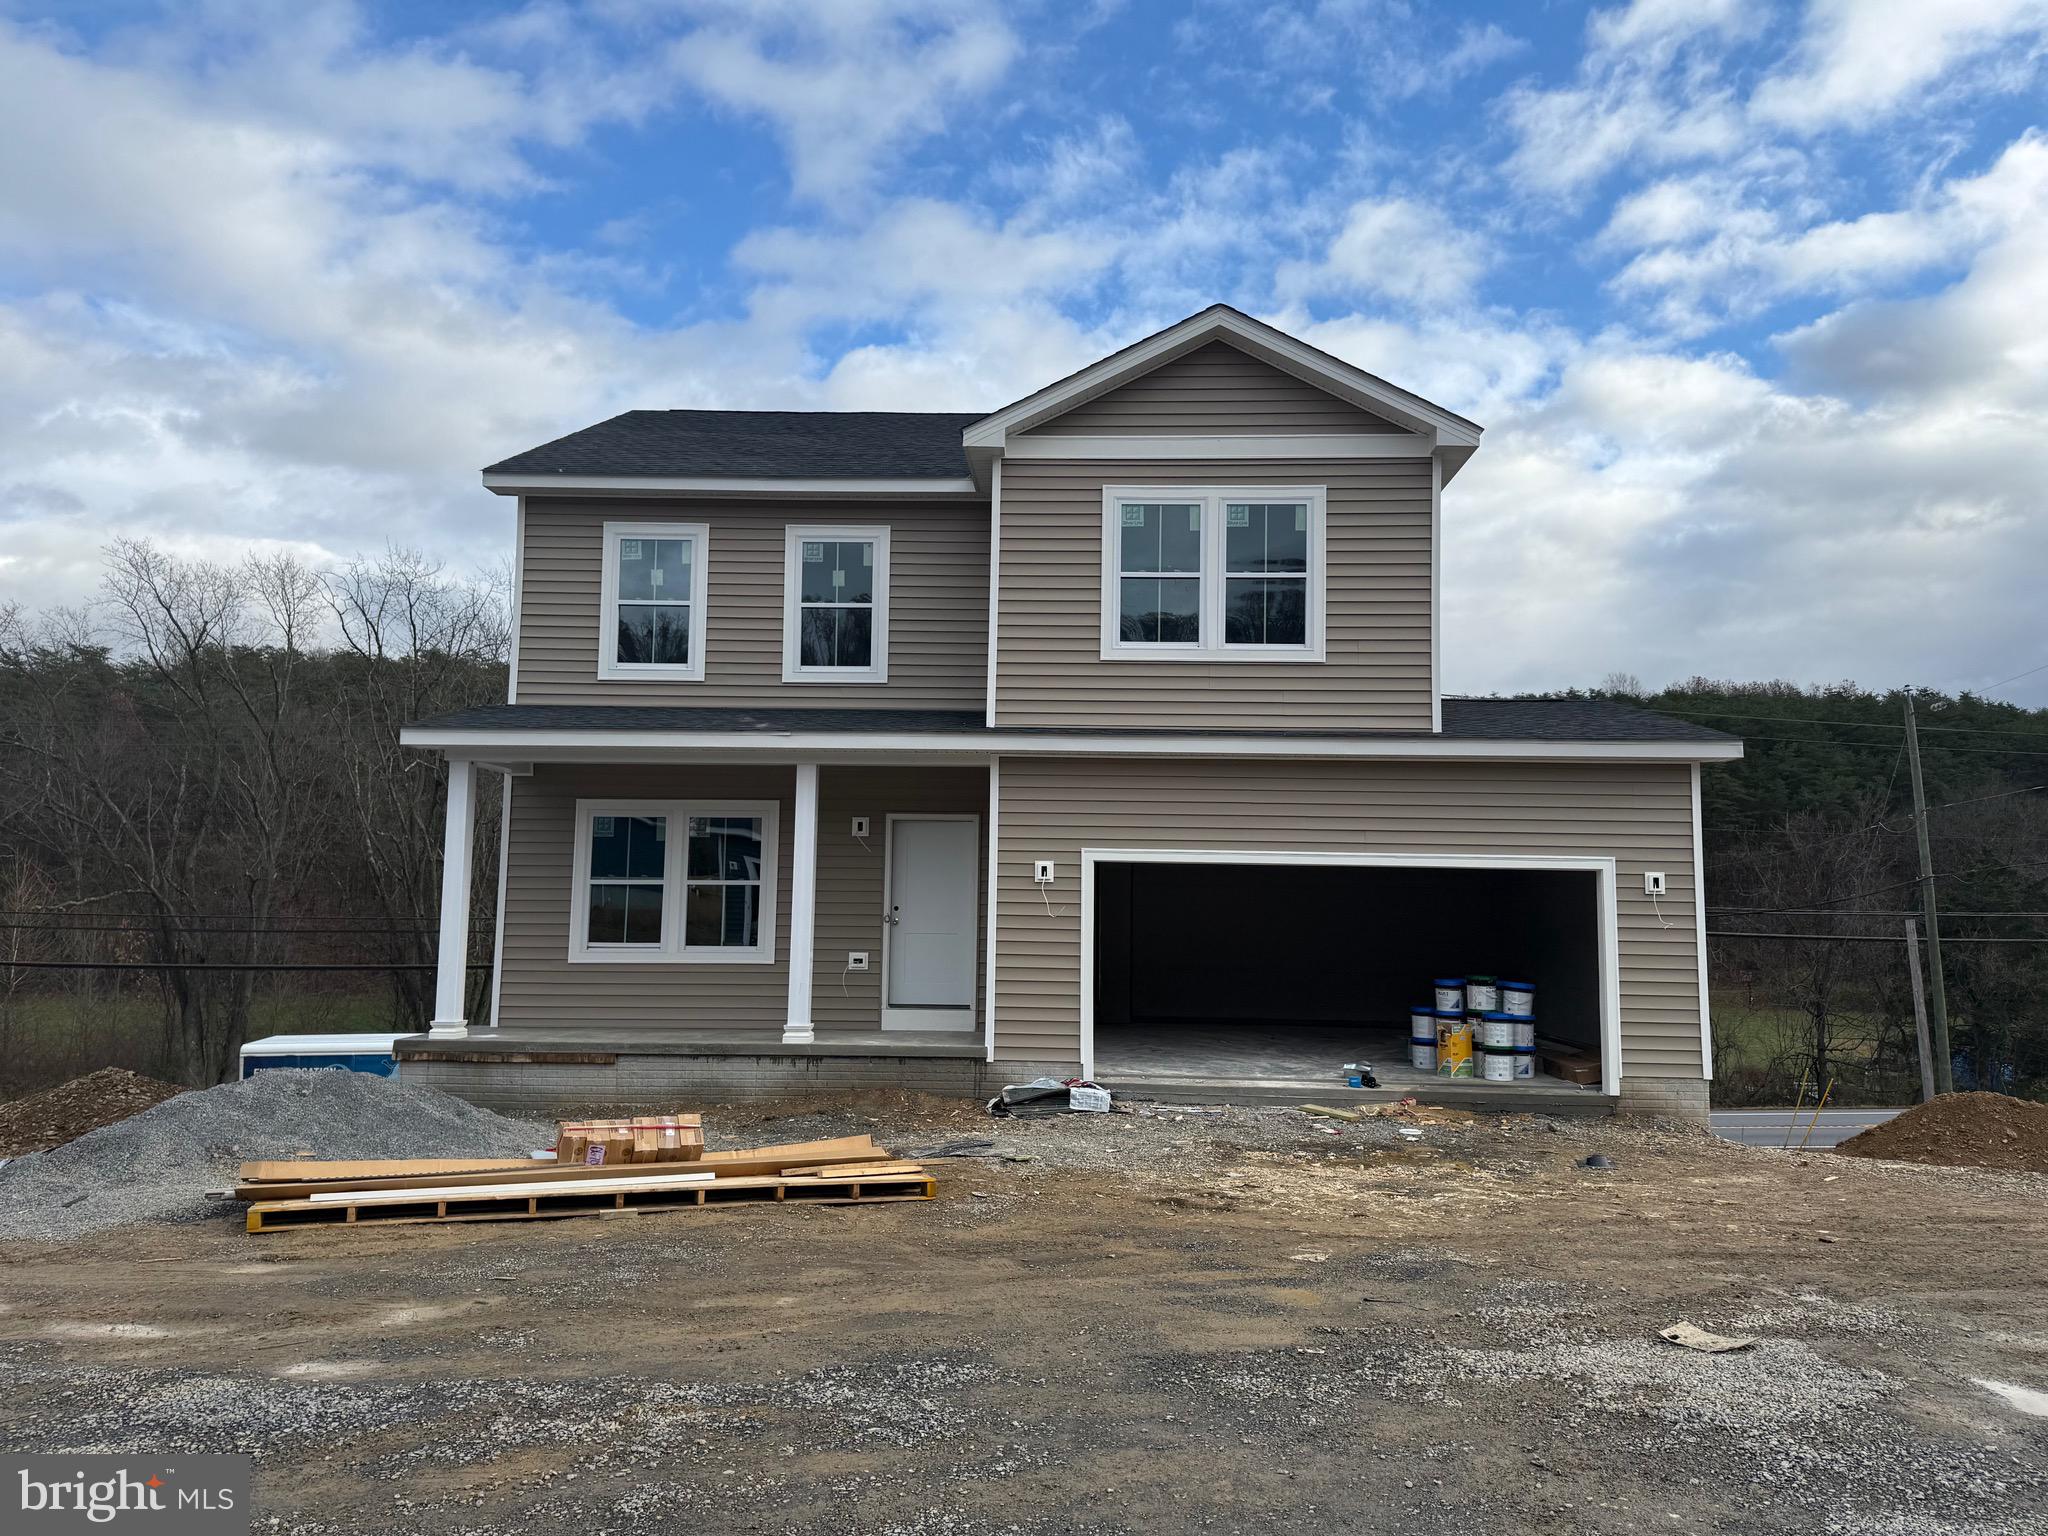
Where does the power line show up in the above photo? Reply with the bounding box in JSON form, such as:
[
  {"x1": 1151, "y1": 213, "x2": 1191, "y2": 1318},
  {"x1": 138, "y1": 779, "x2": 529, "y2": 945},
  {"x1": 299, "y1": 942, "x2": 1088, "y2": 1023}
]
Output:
[
  {"x1": 1734, "y1": 734, "x2": 2048, "y2": 759},
  {"x1": 0, "y1": 960, "x2": 492, "y2": 972},
  {"x1": 1709, "y1": 856, "x2": 2048, "y2": 915},
  {"x1": 1653, "y1": 707, "x2": 2048, "y2": 742},
  {"x1": 1707, "y1": 931, "x2": 2048, "y2": 945},
  {"x1": 1981, "y1": 660, "x2": 2048, "y2": 695}
]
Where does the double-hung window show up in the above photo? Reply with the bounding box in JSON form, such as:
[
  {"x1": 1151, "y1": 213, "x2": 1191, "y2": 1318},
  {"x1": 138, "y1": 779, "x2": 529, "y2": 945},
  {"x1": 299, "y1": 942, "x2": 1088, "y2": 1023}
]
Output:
[
  {"x1": 782, "y1": 526, "x2": 889, "y2": 682},
  {"x1": 598, "y1": 521, "x2": 709, "y2": 682},
  {"x1": 1100, "y1": 486, "x2": 1325, "y2": 660},
  {"x1": 569, "y1": 799, "x2": 778, "y2": 963}
]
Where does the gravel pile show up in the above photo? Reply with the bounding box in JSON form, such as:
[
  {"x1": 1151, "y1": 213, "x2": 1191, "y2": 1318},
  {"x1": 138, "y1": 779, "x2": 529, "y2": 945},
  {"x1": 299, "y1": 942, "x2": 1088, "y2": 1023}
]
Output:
[
  {"x1": 0, "y1": 1068, "x2": 548, "y2": 1242},
  {"x1": 0, "y1": 1067, "x2": 188, "y2": 1157}
]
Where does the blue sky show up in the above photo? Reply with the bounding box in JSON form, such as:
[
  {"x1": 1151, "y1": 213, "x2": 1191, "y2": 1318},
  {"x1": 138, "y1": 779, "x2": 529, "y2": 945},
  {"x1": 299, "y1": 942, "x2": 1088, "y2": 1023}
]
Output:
[{"x1": 1, "y1": 0, "x2": 2045, "y2": 701}]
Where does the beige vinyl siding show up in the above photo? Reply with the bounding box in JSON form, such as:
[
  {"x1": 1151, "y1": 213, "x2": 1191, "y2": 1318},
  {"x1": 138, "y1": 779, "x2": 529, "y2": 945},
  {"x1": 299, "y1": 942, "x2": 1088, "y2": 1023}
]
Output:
[
  {"x1": 517, "y1": 497, "x2": 989, "y2": 708},
  {"x1": 995, "y1": 457, "x2": 1432, "y2": 730},
  {"x1": 1022, "y1": 341, "x2": 1409, "y2": 435},
  {"x1": 813, "y1": 766, "x2": 989, "y2": 1032},
  {"x1": 992, "y1": 757, "x2": 1702, "y2": 1081},
  {"x1": 498, "y1": 763, "x2": 988, "y2": 1037},
  {"x1": 499, "y1": 764, "x2": 796, "y2": 1036}
]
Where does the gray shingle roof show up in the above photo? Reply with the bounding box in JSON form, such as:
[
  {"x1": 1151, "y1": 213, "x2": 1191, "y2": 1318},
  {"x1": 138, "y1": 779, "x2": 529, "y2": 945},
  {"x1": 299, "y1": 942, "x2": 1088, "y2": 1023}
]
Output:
[
  {"x1": 484, "y1": 411, "x2": 987, "y2": 480},
  {"x1": 410, "y1": 699, "x2": 1737, "y2": 746}
]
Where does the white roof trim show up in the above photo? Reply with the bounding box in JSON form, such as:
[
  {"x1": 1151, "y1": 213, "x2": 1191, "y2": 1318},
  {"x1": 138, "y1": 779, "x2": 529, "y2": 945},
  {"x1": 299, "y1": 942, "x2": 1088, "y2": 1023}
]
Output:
[
  {"x1": 481, "y1": 473, "x2": 980, "y2": 498},
  {"x1": 963, "y1": 306, "x2": 1483, "y2": 452},
  {"x1": 402, "y1": 724, "x2": 1742, "y2": 764}
]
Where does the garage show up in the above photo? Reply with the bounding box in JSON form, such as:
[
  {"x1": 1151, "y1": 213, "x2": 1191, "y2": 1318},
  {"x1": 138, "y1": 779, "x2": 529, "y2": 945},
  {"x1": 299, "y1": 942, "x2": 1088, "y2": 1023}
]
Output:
[{"x1": 1083, "y1": 852, "x2": 1616, "y2": 1095}]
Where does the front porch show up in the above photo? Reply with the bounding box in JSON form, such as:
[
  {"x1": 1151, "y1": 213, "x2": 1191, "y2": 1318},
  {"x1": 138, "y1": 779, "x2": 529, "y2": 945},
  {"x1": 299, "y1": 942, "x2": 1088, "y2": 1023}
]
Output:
[{"x1": 427, "y1": 755, "x2": 996, "y2": 1051}]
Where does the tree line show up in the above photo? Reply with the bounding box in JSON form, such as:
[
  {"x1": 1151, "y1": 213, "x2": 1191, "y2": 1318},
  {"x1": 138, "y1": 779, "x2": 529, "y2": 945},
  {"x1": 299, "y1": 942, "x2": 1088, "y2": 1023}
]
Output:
[{"x1": 0, "y1": 542, "x2": 507, "y2": 1088}]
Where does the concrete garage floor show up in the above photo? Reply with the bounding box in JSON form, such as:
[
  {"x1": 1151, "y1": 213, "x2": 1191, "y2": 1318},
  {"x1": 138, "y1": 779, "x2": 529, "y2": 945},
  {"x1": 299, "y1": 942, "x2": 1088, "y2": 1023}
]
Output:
[
  {"x1": 2, "y1": 1097, "x2": 2043, "y2": 1534},
  {"x1": 1094, "y1": 1022, "x2": 1599, "y2": 1107}
]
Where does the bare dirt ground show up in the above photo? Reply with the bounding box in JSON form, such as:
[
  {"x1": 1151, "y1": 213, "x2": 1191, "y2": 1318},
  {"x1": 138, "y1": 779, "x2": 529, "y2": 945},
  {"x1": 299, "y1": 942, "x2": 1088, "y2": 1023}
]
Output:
[{"x1": 2, "y1": 1095, "x2": 2045, "y2": 1535}]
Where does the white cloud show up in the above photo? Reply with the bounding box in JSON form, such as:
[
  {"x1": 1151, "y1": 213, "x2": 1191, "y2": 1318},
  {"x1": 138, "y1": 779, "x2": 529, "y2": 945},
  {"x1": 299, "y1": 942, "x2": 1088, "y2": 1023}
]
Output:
[
  {"x1": 662, "y1": 0, "x2": 1019, "y2": 208},
  {"x1": 1441, "y1": 21, "x2": 1529, "y2": 78},
  {"x1": 1278, "y1": 197, "x2": 1491, "y2": 309},
  {"x1": 1605, "y1": 131, "x2": 2048, "y2": 329},
  {"x1": 1753, "y1": 0, "x2": 2048, "y2": 130}
]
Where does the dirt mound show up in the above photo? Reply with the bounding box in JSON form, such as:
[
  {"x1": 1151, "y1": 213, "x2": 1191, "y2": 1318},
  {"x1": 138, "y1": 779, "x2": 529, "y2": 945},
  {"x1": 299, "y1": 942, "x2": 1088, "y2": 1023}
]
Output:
[
  {"x1": 0, "y1": 1068, "x2": 188, "y2": 1158},
  {"x1": 1833, "y1": 1091, "x2": 2048, "y2": 1173}
]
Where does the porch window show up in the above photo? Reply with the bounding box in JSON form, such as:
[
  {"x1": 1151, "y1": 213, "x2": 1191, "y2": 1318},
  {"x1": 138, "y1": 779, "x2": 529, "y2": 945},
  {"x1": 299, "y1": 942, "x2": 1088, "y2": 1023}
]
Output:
[
  {"x1": 569, "y1": 799, "x2": 778, "y2": 963},
  {"x1": 1100, "y1": 486, "x2": 1325, "y2": 661},
  {"x1": 782, "y1": 526, "x2": 889, "y2": 682},
  {"x1": 598, "y1": 521, "x2": 709, "y2": 682}
]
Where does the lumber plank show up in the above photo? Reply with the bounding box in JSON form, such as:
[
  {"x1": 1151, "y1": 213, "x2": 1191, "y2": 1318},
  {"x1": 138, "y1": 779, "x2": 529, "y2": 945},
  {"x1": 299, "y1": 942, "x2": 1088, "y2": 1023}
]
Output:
[
  {"x1": 238, "y1": 1157, "x2": 542, "y2": 1184},
  {"x1": 782, "y1": 1160, "x2": 926, "y2": 1179},
  {"x1": 245, "y1": 1170, "x2": 935, "y2": 1233},
  {"x1": 234, "y1": 1137, "x2": 892, "y2": 1201}
]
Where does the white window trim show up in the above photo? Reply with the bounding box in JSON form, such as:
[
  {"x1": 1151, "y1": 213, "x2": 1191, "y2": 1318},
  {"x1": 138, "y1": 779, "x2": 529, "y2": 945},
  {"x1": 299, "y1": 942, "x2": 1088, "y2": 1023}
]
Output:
[
  {"x1": 597, "y1": 521, "x2": 710, "y2": 682},
  {"x1": 567, "y1": 797, "x2": 779, "y2": 964},
  {"x1": 781, "y1": 525, "x2": 890, "y2": 684},
  {"x1": 1098, "y1": 485, "x2": 1326, "y2": 663}
]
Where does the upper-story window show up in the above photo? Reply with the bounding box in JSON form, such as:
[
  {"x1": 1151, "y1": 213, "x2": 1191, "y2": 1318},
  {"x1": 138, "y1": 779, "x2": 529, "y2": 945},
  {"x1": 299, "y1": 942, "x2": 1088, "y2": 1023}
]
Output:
[
  {"x1": 1100, "y1": 486, "x2": 1325, "y2": 661},
  {"x1": 599, "y1": 521, "x2": 709, "y2": 682},
  {"x1": 782, "y1": 525, "x2": 890, "y2": 683}
]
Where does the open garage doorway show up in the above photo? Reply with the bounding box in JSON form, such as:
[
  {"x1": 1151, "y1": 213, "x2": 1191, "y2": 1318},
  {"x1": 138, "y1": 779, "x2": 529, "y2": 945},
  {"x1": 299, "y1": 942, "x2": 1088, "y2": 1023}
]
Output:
[{"x1": 1081, "y1": 851, "x2": 1618, "y2": 1097}]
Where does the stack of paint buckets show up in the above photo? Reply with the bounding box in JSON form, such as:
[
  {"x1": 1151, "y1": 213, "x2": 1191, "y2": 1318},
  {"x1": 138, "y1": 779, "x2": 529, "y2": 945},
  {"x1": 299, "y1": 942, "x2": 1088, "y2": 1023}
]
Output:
[{"x1": 1415, "y1": 976, "x2": 1537, "y2": 1079}]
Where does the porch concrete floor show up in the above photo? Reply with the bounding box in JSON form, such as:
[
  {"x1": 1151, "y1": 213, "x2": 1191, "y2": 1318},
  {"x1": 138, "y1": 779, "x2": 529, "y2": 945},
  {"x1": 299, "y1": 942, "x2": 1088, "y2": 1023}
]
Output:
[{"x1": 1093, "y1": 1022, "x2": 1591, "y2": 1099}]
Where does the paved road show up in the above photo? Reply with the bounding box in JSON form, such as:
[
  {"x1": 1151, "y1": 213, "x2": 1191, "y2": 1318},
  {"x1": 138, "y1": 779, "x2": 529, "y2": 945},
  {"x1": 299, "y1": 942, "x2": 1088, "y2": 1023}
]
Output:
[{"x1": 1711, "y1": 1106, "x2": 1904, "y2": 1149}]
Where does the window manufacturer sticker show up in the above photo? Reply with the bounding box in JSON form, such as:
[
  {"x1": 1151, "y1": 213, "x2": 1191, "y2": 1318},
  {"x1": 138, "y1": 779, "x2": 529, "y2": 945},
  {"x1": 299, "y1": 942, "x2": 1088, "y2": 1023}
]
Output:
[
  {"x1": 1188, "y1": 506, "x2": 1200, "y2": 530},
  {"x1": 861, "y1": 544, "x2": 872, "y2": 566},
  {"x1": 1121, "y1": 507, "x2": 1144, "y2": 528},
  {"x1": 1227, "y1": 506, "x2": 1250, "y2": 528},
  {"x1": 620, "y1": 539, "x2": 642, "y2": 562},
  {"x1": 1295, "y1": 507, "x2": 1308, "y2": 531},
  {"x1": 594, "y1": 816, "x2": 614, "y2": 837},
  {"x1": 803, "y1": 541, "x2": 825, "y2": 562},
  {"x1": 648, "y1": 567, "x2": 663, "y2": 588},
  {"x1": 832, "y1": 568, "x2": 845, "y2": 588}
]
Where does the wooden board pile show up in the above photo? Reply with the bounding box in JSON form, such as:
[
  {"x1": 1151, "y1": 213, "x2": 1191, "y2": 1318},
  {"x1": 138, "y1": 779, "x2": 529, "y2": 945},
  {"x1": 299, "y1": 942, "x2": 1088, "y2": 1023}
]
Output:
[{"x1": 233, "y1": 1130, "x2": 932, "y2": 1235}]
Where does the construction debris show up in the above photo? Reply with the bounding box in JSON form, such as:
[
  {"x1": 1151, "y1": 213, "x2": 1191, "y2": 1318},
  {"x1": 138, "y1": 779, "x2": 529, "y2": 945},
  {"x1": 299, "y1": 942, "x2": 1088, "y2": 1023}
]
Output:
[
  {"x1": 1660, "y1": 1322, "x2": 1758, "y2": 1354},
  {"x1": 235, "y1": 1128, "x2": 934, "y2": 1234},
  {"x1": 989, "y1": 1078, "x2": 1112, "y2": 1117}
]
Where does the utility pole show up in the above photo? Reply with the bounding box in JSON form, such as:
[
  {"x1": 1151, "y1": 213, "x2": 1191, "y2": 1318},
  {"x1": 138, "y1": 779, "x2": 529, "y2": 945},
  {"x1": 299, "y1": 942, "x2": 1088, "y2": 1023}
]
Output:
[
  {"x1": 1904, "y1": 916, "x2": 1935, "y2": 1103},
  {"x1": 1903, "y1": 691, "x2": 1955, "y2": 1094}
]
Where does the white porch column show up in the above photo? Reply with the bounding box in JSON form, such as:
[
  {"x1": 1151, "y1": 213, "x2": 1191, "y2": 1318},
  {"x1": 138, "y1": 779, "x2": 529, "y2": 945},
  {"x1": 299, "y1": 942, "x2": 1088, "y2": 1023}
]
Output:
[
  {"x1": 783, "y1": 762, "x2": 820, "y2": 1044},
  {"x1": 429, "y1": 757, "x2": 478, "y2": 1039}
]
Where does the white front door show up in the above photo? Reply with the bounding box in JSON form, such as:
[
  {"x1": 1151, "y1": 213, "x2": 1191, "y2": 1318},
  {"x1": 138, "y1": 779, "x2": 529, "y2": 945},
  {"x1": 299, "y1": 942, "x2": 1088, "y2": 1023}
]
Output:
[{"x1": 882, "y1": 815, "x2": 979, "y2": 1031}]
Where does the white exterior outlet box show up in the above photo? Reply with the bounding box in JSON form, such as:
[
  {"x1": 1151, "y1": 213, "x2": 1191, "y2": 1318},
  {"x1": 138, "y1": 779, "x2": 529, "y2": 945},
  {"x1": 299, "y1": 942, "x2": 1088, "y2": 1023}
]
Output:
[
  {"x1": 1644, "y1": 871, "x2": 1668, "y2": 896},
  {"x1": 850, "y1": 816, "x2": 870, "y2": 838},
  {"x1": 1033, "y1": 860, "x2": 1056, "y2": 884},
  {"x1": 847, "y1": 952, "x2": 869, "y2": 971}
]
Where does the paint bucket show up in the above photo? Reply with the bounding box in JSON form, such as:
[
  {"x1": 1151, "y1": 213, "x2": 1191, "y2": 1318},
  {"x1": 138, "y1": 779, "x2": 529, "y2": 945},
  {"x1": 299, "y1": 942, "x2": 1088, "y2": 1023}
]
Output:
[
  {"x1": 1409, "y1": 1036, "x2": 1437, "y2": 1072},
  {"x1": 1410, "y1": 1004, "x2": 1438, "y2": 1037},
  {"x1": 1465, "y1": 975, "x2": 1498, "y2": 1013},
  {"x1": 1513, "y1": 1017, "x2": 1536, "y2": 1050},
  {"x1": 1435, "y1": 1012, "x2": 1472, "y2": 1078},
  {"x1": 1480, "y1": 1045, "x2": 1516, "y2": 1083},
  {"x1": 1511, "y1": 1045, "x2": 1536, "y2": 1080},
  {"x1": 1433, "y1": 977, "x2": 1465, "y2": 1012},
  {"x1": 1501, "y1": 980, "x2": 1535, "y2": 1017},
  {"x1": 1479, "y1": 1011, "x2": 1516, "y2": 1049}
]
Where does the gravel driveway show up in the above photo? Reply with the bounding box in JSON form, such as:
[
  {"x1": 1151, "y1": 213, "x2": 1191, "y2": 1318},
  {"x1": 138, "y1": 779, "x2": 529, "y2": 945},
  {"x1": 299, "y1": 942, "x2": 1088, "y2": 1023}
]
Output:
[{"x1": 1, "y1": 1095, "x2": 2043, "y2": 1534}]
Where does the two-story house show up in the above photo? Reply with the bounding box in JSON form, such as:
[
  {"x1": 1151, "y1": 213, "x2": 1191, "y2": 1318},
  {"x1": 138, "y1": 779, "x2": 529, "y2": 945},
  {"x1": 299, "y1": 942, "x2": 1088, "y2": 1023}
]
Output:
[{"x1": 398, "y1": 306, "x2": 1740, "y2": 1122}]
